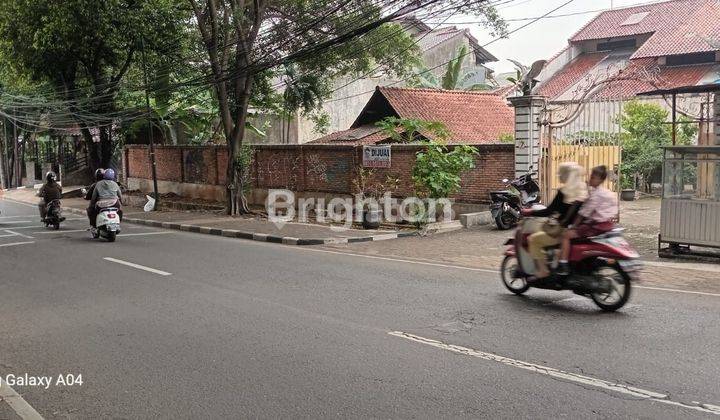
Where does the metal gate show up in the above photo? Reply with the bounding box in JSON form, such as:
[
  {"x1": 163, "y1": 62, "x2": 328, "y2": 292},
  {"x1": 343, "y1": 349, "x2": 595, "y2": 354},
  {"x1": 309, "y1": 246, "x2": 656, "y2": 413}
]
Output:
[{"x1": 540, "y1": 99, "x2": 624, "y2": 202}]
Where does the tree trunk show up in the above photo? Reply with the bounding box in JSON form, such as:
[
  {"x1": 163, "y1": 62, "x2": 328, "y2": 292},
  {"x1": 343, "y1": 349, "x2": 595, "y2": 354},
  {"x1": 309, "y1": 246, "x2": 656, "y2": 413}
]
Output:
[
  {"x1": 99, "y1": 125, "x2": 114, "y2": 169},
  {"x1": 81, "y1": 127, "x2": 101, "y2": 171}
]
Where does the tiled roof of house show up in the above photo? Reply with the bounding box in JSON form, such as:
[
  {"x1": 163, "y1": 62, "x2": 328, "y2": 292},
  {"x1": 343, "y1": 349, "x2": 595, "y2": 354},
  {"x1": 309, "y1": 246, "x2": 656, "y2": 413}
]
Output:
[
  {"x1": 595, "y1": 61, "x2": 717, "y2": 99},
  {"x1": 535, "y1": 52, "x2": 609, "y2": 99},
  {"x1": 310, "y1": 87, "x2": 514, "y2": 145},
  {"x1": 570, "y1": 0, "x2": 719, "y2": 59}
]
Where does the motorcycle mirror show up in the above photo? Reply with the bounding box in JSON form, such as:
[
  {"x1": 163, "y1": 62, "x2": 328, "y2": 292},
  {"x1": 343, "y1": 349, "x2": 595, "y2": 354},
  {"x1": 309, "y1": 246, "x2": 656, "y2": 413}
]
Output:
[
  {"x1": 502, "y1": 178, "x2": 509, "y2": 183},
  {"x1": 81, "y1": 188, "x2": 88, "y2": 195}
]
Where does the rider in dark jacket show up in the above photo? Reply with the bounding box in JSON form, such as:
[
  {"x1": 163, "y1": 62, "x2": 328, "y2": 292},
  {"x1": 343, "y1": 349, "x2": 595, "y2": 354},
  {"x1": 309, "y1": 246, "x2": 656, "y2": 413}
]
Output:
[{"x1": 38, "y1": 172, "x2": 62, "y2": 221}]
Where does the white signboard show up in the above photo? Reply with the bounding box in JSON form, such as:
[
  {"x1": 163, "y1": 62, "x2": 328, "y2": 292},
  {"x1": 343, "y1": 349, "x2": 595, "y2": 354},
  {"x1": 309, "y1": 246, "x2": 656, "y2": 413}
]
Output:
[{"x1": 363, "y1": 145, "x2": 391, "y2": 168}]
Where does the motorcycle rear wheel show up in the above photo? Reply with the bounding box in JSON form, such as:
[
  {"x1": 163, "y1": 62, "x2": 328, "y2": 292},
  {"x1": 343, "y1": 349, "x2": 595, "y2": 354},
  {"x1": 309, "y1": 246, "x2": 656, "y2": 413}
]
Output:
[
  {"x1": 590, "y1": 264, "x2": 632, "y2": 311},
  {"x1": 501, "y1": 255, "x2": 529, "y2": 295},
  {"x1": 106, "y1": 231, "x2": 117, "y2": 242}
]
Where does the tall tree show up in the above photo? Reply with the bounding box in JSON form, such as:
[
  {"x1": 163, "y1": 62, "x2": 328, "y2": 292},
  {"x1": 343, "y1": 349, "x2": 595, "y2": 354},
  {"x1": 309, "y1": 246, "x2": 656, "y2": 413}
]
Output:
[
  {"x1": 190, "y1": 0, "x2": 505, "y2": 214},
  {"x1": 0, "y1": 0, "x2": 188, "y2": 170}
]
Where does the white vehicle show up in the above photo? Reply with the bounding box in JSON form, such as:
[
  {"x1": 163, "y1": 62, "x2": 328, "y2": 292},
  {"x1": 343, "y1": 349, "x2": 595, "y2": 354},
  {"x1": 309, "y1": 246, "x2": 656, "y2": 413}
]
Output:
[{"x1": 93, "y1": 198, "x2": 121, "y2": 242}]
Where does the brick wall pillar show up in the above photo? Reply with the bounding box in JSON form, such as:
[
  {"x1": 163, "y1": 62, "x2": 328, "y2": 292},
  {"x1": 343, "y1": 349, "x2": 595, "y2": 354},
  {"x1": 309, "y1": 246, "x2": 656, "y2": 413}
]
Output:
[{"x1": 508, "y1": 95, "x2": 546, "y2": 178}]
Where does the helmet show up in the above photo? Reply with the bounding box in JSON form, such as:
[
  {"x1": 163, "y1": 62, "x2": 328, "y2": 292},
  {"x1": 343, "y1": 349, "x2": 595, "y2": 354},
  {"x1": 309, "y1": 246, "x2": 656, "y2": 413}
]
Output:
[
  {"x1": 103, "y1": 168, "x2": 116, "y2": 181},
  {"x1": 94, "y1": 168, "x2": 105, "y2": 181},
  {"x1": 46, "y1": 171, "x2": 57, "y2": 182}
]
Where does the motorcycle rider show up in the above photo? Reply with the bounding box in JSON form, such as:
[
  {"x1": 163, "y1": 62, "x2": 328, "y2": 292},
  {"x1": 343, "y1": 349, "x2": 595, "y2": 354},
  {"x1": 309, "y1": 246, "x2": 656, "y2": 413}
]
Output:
[
  {"x1": 88, "y1": 168, "x2": 123, "y2": 229},
  {"x1": 38, "y1": 171, "x2": 63, "y2": 222},
  {"x1": 85, "y1": 168, "x2": 105, "y2": 227},
  {"x1": 558, "y1": 165, "x2": 617, "y2": 275},
  {"x1": 520, "y1": 163, "x2": 587, "y2": 279}
]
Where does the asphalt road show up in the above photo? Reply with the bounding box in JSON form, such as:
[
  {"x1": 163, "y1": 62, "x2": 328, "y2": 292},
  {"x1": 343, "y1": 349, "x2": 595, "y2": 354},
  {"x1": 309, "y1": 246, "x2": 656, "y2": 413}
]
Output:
[{"x1": 1, "y1": 198, "x2": 719, "y2": 419}]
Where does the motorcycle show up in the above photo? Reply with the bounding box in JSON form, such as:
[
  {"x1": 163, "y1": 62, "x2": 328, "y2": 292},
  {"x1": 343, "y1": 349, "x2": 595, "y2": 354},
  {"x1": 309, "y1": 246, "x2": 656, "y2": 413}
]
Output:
[
  {"x1": 92, "y1": 199, "x2": 121, "y2": 242},
  {"x1": 82, "y1": 188, "x2": 121, "y2": 242},
  {"x1": 490, "y1": 173, "x2": 540, "y2": 230},
  {"x1": 43, "y1": 199, "x2": 65, "y2": 230},
  {"x1": 500, "y1": 217, "x2": 642, "y2": 311}
]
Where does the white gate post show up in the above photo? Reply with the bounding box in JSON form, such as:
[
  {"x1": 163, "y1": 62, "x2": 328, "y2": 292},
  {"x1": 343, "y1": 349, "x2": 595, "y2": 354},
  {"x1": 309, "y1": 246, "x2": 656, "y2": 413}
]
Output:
[
  {"x1": 508, "y1": 95, "x2": 547, "y2": 179},
  {"x1": 714, "y1": 93, "x2": 720, "y2": 145}
]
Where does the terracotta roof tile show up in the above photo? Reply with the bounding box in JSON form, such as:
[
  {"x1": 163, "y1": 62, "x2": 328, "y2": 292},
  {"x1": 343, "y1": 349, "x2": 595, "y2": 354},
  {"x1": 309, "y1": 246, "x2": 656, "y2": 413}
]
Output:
[
  {"x1": 379, "y1": 87, "x2": 514, "y2": 144},
  {"x1": 595, "y1": 60, "x2": 715, "y2": 99},
  {"x1": 536, "y1": 52, "x2": 609, "y2": 99},
  {"x1": 570, "y1": 0, "x2": 720, "y2": 58},
  {"x1": 310, "y1": 87, "x2": 514, "y2": 145}
]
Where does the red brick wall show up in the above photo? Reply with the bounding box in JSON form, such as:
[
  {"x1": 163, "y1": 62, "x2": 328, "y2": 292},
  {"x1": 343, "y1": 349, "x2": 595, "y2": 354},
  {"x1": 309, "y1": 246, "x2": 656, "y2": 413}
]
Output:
[{"x1": 125, "y1": 143, "x2": 514, "y2": 203}]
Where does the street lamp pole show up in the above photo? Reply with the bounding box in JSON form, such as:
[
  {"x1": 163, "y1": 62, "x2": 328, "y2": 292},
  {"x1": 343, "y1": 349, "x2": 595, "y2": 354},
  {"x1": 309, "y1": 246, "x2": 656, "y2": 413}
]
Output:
[{"x1": 140, "y1": 35, "x2": 159, "y2": 210}]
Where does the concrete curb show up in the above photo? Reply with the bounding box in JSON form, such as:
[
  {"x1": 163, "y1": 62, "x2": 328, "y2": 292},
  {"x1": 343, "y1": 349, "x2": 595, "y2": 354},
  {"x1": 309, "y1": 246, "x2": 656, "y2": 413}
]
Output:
[{"x1": 55, "y1": 205, "x2": 418, "y2": 246}]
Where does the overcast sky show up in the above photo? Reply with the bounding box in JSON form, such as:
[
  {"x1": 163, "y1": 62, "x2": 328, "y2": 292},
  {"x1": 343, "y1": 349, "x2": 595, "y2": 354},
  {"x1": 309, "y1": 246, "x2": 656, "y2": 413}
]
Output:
[{"x1": 453, "y1": 0, "x2": 664, "y2": 73}]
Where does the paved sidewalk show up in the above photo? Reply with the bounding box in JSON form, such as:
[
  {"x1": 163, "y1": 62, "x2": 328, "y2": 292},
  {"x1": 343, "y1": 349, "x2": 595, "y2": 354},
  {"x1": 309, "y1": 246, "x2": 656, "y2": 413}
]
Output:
[{"x1": 3, "y1": 188, "x2": 415, "y2": 245}]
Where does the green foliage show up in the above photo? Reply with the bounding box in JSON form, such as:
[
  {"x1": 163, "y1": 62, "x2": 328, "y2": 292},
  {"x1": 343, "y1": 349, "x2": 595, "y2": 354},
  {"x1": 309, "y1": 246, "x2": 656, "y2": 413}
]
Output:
[
  {"x1": 413, "y1": 45, "x2": 495, "y2": 91},
  {"x1": 564, "y1": 130, "x2": 620, "y2": 145},
  {"x1": 234, "y1": 143, "x2": 255, "y2": 193},
  {"x1": 412, "y1": 142, "x2": 478, "y2": 199},
  {"x1": 376, "y1": 116, "x2": 450, "y2": 143},
  {"x1": 618, "y1": 101, "x2": 696, "y2": 191},
  {"x1": 498, "y1": 133, "x2": 514, "y2": 143}
]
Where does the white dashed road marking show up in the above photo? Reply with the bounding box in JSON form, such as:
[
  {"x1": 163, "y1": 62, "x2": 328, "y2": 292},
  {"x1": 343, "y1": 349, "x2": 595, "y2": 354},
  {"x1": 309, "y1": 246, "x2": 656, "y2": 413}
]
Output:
[
  {"x1": 103, "y1": 257, "x2": 172, "y2": 276},
  {"x1": 389, "y1": 331, "x2": 720, "y2": 416}
]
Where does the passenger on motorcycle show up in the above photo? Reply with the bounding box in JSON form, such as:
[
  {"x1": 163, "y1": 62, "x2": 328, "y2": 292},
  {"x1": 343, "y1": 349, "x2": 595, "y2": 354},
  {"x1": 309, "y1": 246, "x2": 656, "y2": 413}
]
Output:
[
  {"x1": 85, "y1": 169, "x2": 106, "y2": 227},
  {"x1": 38, "y1": 172, "x2": 63, "y2": 222},
  {"x1": 520, "y1": 163, "x2": 587, "y2": 279},
  {"x1": 558, "y1": 165, "x2": 617, "y2": 275},
  {"x1": 88, "y1": 168, "x2": 123, "y2": 228}
]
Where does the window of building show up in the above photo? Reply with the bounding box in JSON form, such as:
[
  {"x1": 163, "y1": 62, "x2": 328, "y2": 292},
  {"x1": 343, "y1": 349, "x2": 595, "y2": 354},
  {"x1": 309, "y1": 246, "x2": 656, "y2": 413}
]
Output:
[
  {"x1": 596, "y1": 38, "x2": 637, "y2": 51},
  {"x1": 665, "y1": 52, "x2": 717, "y2": 66},
  {"x1": 620, "y1": 12, "x2": 649, "y2": 26}
]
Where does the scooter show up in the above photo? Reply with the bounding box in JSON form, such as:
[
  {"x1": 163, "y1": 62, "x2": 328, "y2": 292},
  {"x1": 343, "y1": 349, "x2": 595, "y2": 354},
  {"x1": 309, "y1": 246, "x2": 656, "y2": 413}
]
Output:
[
  {"x1": 43, "y1": 199, "x2": 65, "y2": 230},
  {"x1": 500, "y1": 217, "x2": 642, "y2": 311},
  {"x1": 92, "y1": 199, "x2": 121, "y2": 242},
  {"x1": 490, "y1": 173, "x2": 541, "y2": 230}
]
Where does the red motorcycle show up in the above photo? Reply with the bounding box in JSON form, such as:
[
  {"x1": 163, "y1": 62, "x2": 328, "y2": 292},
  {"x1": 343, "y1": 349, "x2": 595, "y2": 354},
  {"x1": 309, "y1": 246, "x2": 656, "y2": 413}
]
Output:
[{"x1": 500, "y1": 218, "x2": 642, "y2": 311}]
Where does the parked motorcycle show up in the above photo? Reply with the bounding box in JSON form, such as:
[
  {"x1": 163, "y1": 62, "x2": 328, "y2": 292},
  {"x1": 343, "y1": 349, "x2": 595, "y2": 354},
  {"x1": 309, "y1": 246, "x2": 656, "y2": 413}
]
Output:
[
  {"x1": 43, "y1": 199, "x2": 65, "y2": 230},
  {"x1": 500, "y1": 217, "x2": 642, "y2": 311},
  {"x1": 490, "y1": 173, "x2": 540, "y2": 230}
]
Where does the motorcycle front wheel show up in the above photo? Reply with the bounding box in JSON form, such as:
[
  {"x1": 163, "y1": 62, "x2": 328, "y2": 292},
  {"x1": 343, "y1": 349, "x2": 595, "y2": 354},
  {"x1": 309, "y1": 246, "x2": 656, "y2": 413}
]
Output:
[
  {"x1": 500, "y1": 255, "x2": 529, "y2": 295},
  {"x1": 590, "y1": 264, "x2": 632, "y2": 311},
  {"x1": 495, "y1": 211, "x2": 517, "y2": 230}
]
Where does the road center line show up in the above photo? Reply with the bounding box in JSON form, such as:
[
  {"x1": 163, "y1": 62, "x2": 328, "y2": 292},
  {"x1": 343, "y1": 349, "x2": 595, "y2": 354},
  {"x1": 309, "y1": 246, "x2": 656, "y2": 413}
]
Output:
[
  {"x1": 3, "y1": 230, "x2": 34, "y2": 239},
  {"x1": 0, "y1": 241, "x2": 35, "y2": 248},
  {"x1": 388, "y1": 331, "x2": 720, "y2": 416},
  {"x1": 0, "y1": 377, "x2": 44, "y2": 419},
  {"x1": 103, "y1": 257, "x2": 172, "y2": 276}
]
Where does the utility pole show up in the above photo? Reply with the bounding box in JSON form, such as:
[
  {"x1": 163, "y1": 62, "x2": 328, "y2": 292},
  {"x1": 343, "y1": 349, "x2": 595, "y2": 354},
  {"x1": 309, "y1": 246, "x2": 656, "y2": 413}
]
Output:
[
  {"x1": 13, "y1": 107, "x2": 20, "y2": 188},
  {"x1": 140, "y1": 36, "x2": 159, "y2": 210},
  {"x1": 0, "y1": 119, "x2": 7, "y2": 189}
]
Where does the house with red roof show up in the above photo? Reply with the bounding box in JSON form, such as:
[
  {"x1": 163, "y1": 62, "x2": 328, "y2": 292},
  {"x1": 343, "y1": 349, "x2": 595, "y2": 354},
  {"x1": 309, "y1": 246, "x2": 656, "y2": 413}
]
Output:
[
  {"x1": 309, "y1": 86, "x2": 515, "y2": 145},
  {"x1": 536, "y1": 0, "x2": 720, "y2": 102}
]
